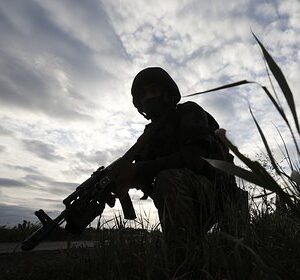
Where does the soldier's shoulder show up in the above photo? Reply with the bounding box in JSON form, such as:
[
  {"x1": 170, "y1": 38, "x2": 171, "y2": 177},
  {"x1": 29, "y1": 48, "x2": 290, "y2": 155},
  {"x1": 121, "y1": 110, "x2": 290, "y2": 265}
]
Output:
[
  {"x1": 177, "y1": 101, "x2": 205, "y2": 113},
  {"x1": 177, "y1": 101, "x2": 219, "y2": 129}
]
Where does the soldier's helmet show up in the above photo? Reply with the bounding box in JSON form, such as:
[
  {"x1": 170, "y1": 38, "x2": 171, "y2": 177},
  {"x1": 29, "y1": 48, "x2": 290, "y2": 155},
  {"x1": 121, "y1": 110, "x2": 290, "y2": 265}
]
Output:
[{"x1": 131, "y1": 67, "x2": 181, "y2": 117}]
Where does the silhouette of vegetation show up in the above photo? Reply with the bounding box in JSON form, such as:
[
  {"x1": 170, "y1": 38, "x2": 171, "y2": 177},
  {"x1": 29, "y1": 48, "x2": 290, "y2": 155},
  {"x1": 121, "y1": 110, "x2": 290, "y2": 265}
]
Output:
[
  {"x1": 0, "y1": 207, "x2": 299, "y2": 279},
  {"x1": 204, "y1": 34, "x2": 300, "y2": 219}
]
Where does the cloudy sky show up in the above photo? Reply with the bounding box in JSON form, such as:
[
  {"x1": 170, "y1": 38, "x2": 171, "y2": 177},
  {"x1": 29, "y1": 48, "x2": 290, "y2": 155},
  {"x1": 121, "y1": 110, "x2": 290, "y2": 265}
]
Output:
[{"x1": 0, "y1": 0, "x2": 299, "y2": 227}]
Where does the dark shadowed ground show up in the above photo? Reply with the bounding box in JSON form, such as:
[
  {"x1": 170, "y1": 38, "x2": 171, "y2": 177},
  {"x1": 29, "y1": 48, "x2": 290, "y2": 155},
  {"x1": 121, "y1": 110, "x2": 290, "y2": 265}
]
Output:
[
  {"x1": 0, "y1": 241, "x2": 96, "y2": 253},
  {"x1": 0, "y1": 247, "x2": 101, "y2": 280}
]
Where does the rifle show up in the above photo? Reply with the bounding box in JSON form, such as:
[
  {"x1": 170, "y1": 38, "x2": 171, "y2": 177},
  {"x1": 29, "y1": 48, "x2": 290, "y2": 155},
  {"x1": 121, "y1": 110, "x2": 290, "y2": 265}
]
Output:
[{"x1": 21, "y1": 120, "x2": 161, "y2": 251}]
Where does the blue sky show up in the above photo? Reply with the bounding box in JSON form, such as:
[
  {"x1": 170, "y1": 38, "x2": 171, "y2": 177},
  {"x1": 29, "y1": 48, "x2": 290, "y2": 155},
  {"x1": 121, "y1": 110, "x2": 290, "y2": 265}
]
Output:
[{"x1": 0, "y1": 0, "x2": 299, "y2": 226}]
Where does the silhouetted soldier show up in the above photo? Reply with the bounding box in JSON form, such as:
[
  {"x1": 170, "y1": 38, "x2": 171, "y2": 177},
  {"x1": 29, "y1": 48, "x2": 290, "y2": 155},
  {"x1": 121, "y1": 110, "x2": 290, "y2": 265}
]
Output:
[{"x1": 115, "y1": 67, "x2": 246, "y2": 275}]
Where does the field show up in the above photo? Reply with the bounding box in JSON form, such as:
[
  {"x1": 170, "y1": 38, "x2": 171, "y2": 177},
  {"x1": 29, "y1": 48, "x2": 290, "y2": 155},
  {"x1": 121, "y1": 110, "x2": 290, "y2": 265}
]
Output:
[{"x1": 0, "y1": 203, "x2": 300, "y2": 280}]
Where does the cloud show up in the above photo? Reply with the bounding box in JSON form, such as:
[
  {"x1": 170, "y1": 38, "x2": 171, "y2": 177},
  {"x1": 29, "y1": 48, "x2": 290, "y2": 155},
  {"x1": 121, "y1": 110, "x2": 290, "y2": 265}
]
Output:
[
  {"x1": 0, "y1": 125, "x2": 13, "y2": 136},
  {"x1": 34, "y1": 197, "x2": 62, "y2": 203},
  {"x1": 0, "y1": 52, "x2": 93, "y2": 121},
  {"x1": 33, "y1": 197, "x2": 64, "y2": 210},
  {"x1": 0, "y1": 178, "x2": 26, "y2": 187},
  {"x1": 0, "y1": 0, "x2": 131, "y2": 121},
  {"x1": 75, "y1": 146, "x2": 129, "y2": 167},
  {"x1": 0, "y1": 2, "x2": 92, "y2": 120},
  {"x1": 22, "y1": 139, "x2": 65, "y2": 161},
  {"x1": 5, "y1": 164, "x2": 42, "y2": 175},
  {"x1": 21, "y1": 172, "x2": 78, "y2": 196},
  {"x1": 0, "y1": 203, "x2": 61, "y2": 227},
  {"x1": 0, "y1": 203, "x2": 37, "y2": 226},
  {"x1": 0, "y1": 171, "x2": 78, "y2": 203}
]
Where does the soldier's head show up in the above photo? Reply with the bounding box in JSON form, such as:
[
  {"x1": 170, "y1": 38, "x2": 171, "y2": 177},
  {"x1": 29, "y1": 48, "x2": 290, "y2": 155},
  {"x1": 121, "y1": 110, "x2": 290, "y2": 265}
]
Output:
[{"x1": 131, "y1": 67, "x2": 181, "y2": 121}]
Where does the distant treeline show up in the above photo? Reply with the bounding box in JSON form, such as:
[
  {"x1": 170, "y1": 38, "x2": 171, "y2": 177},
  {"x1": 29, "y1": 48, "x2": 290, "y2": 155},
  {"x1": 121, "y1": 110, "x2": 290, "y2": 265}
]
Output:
[{"x1": 0, "y1": 220, "x2": 156, "y2": 242}]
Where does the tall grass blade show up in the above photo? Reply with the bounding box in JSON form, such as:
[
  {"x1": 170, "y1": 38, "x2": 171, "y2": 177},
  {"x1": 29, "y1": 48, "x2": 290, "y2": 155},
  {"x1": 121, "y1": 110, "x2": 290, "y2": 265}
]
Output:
[
  {"x1": 252, "y1": 32, "x2": 300, "y2": 134},
  {"x1": 261, "y1": 86, "x2": 300, "y2": 156},
  {"x1": 253, "y1": 192, "x2": 275, "y2": 199},
  {"x1": 249, "y1": 107, "x2": 281, "y2": 175},
  {"x1": 291, "y1": 170, "x2": 300, "y2": 186},
  {"x1": 203, "y1": 158, "x2": 265, "y2": 187},
  {"x1": 264, "y1": 59, "x2": 282, "y2": 107},
  {"x1": 184, "y1": 78, "x2": 300, "y2": 155},
  {"x1": 215, "y1": 129, "x2": 298, "y2": 215},
  {"x1": 274, "y1": 125, "x2": 293, "y2": 170},
  {"x1": 184, "y1": 80, "x2": 255, "y2": 97},
  {"x1": 261, "y1": 86, "x2": 288, "y2": 124}
]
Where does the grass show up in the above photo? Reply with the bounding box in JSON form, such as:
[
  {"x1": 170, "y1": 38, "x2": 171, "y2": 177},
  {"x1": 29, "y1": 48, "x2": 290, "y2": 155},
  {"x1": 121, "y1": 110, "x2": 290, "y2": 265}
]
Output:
[
  {"x1": 1, "y1": 202, "x2": 300, "y2": 280},
  {"x1": 204, "y1": 34, "x2": 300, "y2": 217}
]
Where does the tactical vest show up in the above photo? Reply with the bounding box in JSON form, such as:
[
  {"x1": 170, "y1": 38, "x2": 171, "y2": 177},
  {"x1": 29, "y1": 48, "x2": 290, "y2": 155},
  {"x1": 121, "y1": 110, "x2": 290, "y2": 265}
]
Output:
[{"x1": 136, "y1": 101, "x2": 237, "y2": 192}]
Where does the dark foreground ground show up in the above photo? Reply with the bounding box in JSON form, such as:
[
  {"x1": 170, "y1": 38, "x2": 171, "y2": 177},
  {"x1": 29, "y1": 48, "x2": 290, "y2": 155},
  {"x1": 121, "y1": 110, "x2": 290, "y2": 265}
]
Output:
[
  {"x1": 0, "y1": 247, "x2": 103, "y2": 280},
  {"x1": 0, "y1": 238, "x2": 169, "y2": 280},
  {"x1": 1, "y1": 211, "x2": 300, "y2": 280},
  {"x1": 1, "y1": 230, "x2": 300, "y2": 280},
  {"x1": 0, "y1": 230, "x2": 170, "y2": 280}
]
